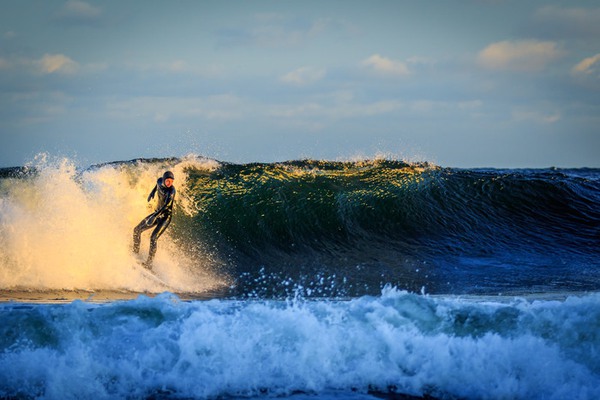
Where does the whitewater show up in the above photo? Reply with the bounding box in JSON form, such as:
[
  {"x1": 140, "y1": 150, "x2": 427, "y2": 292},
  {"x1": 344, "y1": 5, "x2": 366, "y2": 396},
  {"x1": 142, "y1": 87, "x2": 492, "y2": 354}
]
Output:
[
  {"x1": 1, "y1": 154, "x2": 599, "y2": 399},
  {"x1": 0, "y1": 154, "x2": 227, "y2": 296}
]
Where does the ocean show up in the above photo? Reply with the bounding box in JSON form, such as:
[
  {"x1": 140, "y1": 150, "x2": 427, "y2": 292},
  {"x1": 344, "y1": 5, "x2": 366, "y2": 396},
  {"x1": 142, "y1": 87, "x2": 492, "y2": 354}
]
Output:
[{"x1": 1, "y1": 155, "x2": 599, "y2": 399}]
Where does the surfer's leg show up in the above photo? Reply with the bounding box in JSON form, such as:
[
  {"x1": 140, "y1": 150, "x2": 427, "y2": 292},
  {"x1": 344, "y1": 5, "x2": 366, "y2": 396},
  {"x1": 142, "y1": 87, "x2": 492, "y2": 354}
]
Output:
[
  {"x1": 146, "y1": 216, "x2": 172, "y2": 266},
  {"x1": 133, "y1": 214, "x2": 157, "y2": 253}
]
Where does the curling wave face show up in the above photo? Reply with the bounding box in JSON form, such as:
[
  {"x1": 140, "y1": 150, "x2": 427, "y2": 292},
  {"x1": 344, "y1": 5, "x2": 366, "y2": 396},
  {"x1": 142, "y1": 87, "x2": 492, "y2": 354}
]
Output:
[{"x1": 180, "y1": 159, "x2": 600, "y2": 297}]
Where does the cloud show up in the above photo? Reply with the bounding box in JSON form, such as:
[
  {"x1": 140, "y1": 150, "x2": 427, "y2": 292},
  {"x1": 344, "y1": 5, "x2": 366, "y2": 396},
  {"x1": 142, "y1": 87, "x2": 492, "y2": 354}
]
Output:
[
  {"x1": 280, "y1": 67, "x2": 326, "y2": 86},
  {"x1": 54, "y1": 0, "x2": 102, "y2": 25},
  {"x1": 572, "y1": 54, "x2": 600, "y2": 76},
  {"x1": 477, "y1": 40, "x2": 563, "y2": 72},
  {"x1": 362, "y1": 54, "x2": 410, "y2": 76},
  {"x1": 0, "y1": 54, "x2": 97, "y2": 76},
  {"x1": 37, "y1": 54, "x2": 79, "y2": 74}
]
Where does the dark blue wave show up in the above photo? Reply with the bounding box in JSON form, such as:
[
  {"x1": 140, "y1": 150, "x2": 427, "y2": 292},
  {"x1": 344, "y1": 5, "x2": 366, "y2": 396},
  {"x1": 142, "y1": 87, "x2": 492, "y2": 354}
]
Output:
[{"x1": 168, "y1": 160, "x2": 600, "y2": 297}]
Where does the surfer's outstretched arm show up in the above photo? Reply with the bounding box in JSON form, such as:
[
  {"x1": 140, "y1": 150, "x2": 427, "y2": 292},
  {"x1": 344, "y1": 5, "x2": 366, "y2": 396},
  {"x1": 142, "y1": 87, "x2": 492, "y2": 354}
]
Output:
[{"x1": 147, "y1": 184, "x2": 158, "y2": 202}]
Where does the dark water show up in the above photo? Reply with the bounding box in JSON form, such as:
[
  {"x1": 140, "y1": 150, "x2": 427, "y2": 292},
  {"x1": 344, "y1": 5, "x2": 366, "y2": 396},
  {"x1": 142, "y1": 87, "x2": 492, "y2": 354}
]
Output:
[{"x1": 162, "y1": 159, "x2": 600, "y2": 298}]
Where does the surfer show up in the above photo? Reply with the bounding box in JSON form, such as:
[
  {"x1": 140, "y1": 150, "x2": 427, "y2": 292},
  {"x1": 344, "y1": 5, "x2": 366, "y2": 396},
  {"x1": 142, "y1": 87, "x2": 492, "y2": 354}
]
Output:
[{"x1": 133, "y1": 171, "x2": 176, "y2": 269}]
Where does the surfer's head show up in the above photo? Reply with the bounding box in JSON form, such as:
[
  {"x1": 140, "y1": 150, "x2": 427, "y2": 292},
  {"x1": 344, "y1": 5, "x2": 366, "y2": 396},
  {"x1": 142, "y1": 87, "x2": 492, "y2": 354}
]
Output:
[{"x1": 162, "y1": 171, "x2": 174, "y2": 188}]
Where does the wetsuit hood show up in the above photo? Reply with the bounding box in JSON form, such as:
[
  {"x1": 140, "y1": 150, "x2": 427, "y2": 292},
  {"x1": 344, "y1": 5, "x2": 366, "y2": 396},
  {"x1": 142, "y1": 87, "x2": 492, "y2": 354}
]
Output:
[{"x1": 163, "y1": 171, "x2": 175, "y2": 181}]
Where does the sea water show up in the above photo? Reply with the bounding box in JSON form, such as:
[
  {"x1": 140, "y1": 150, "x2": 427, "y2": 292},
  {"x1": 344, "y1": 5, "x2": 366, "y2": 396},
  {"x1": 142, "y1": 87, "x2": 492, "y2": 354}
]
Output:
[
  {"x1": 1, "y1": 290, "x2": 600, "y2": 399},
  {"x1": 1, "y1": 155, "x2": 599, "y2": 399}
]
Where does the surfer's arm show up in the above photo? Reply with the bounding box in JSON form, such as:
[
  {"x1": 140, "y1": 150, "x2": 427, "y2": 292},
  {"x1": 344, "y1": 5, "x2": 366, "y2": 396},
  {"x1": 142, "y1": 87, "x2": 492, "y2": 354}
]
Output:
[
  {"x1": 155, "y1": 189, "x2": 176, "y2": 216},
  {"x1": 147, "y1": 185, "x2": 158, "y2": 202}
]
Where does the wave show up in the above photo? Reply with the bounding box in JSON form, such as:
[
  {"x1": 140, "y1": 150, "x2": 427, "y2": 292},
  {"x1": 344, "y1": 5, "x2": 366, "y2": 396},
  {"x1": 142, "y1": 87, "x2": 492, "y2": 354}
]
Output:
[
  {"x1": 180, "y1": 158, "x2": 600, "y2": 296},
  {"x1": 1, "y1": 155, "x2": 599, "y2": 297},
  {"x1": 0, "y1": 155, "x2": 227, "y2": 295},
  {"x1": 1, "y1": 289, "x2": 599, "y2": 399}
]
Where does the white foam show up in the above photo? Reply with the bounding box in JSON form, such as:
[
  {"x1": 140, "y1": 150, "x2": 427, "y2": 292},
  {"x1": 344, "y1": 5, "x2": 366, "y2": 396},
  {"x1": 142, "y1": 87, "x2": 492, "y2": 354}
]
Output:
[
  {"x1": 0, "y1": 154, "x2": 226, "y2": 294},
  {"x1": 1, "y1": 289, "x2": 599, "y2": 399}
]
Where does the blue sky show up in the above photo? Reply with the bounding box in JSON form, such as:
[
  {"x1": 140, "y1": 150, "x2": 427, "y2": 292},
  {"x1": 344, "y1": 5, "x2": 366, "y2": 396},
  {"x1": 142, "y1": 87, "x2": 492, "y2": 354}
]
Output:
[{"x1": 1, "y1": 0, "x2": 599, "y2": 168}]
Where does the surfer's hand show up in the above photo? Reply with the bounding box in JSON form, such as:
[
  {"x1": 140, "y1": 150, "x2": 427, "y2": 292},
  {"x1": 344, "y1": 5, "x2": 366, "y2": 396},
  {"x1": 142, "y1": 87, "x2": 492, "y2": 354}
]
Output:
[
  {"x1": 146, "y1": 215, "x2": 157, "y2": 226},
  {"x1": 147, "y1": 194, "x2": 154, "y2": 202}
]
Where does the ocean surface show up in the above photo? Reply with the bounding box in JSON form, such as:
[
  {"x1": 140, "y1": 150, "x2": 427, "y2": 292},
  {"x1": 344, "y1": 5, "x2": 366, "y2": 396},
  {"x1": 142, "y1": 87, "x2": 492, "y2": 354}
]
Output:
[{"x1": 1, "y1": 155, "x2": 599, "y2": 399}]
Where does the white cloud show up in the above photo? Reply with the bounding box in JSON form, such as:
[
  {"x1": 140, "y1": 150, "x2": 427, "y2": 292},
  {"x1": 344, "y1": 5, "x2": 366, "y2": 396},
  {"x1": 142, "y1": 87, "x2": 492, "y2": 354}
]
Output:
[
  {"x1": 37, "y1": 54, "x2": 79, "y2": 74},
  {"x1": 280, "y1": 67, "x2": 326, "y2": 86},
  {"x1": 572, "y1": 53, "x2": 600, "y2": 76},
  {"x1": 477, "y1": 40, "x2": 563, "y2": 72},
  {"x1": 362, "y1": 54, "x2": 410, "y2": 76},
  {"x1": 0, "y1": 54, "x2": 101, "y2": 75}
]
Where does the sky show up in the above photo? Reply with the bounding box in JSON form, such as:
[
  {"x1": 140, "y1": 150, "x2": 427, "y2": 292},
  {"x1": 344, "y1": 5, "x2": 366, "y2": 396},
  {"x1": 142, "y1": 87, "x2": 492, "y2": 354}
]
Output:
[{"x1": 0, "y1": 0, "x2": 599, "y2": 168}]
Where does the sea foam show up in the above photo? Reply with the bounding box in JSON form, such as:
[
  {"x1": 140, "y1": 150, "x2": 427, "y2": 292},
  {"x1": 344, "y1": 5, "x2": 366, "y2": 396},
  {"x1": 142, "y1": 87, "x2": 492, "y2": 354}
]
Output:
[
  {"x1": 0, "y1": 154, "x2": 225, "y2": 294},
  {"x1": 1, "y1": 289, "x2": 599, "y2": 399}
]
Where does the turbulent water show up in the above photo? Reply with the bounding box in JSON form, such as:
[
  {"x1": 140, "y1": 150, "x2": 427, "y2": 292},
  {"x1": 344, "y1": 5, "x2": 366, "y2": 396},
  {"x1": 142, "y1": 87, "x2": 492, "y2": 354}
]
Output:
[{"x1": 1, "y1": 155, "x2": 599, "y2": 399}]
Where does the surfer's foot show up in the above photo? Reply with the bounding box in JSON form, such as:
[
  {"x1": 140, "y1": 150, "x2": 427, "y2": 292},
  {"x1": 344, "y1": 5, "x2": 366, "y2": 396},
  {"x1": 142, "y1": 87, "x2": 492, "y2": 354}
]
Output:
[{"x1": 141, "y1": 261, "x2": 153, "y2": 270}]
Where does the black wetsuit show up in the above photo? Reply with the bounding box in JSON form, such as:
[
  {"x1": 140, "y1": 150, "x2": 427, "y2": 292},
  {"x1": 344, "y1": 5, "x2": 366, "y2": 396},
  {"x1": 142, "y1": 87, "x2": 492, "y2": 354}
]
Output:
[{"x1": 133, "y1": 177, "x2": 176, "y2": 266}]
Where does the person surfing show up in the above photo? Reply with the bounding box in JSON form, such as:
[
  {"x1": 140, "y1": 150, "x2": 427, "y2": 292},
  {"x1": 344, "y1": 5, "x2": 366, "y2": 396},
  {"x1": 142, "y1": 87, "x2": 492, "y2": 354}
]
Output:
[{"x1": 133, "y1": 171, "x2": 176, "y2": 269}]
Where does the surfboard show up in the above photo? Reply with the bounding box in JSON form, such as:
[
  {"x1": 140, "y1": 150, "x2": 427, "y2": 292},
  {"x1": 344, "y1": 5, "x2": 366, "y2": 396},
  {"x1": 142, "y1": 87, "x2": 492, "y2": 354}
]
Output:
[{"x1": 133, "y1": 262, "x2": 171, "y2": 289}]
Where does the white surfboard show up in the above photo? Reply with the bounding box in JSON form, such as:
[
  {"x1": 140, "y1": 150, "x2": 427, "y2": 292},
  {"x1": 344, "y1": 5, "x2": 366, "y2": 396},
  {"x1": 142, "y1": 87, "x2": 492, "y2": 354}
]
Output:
[{"x1": 133, "y1": 262, "x2": 171, "y2": 289}]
